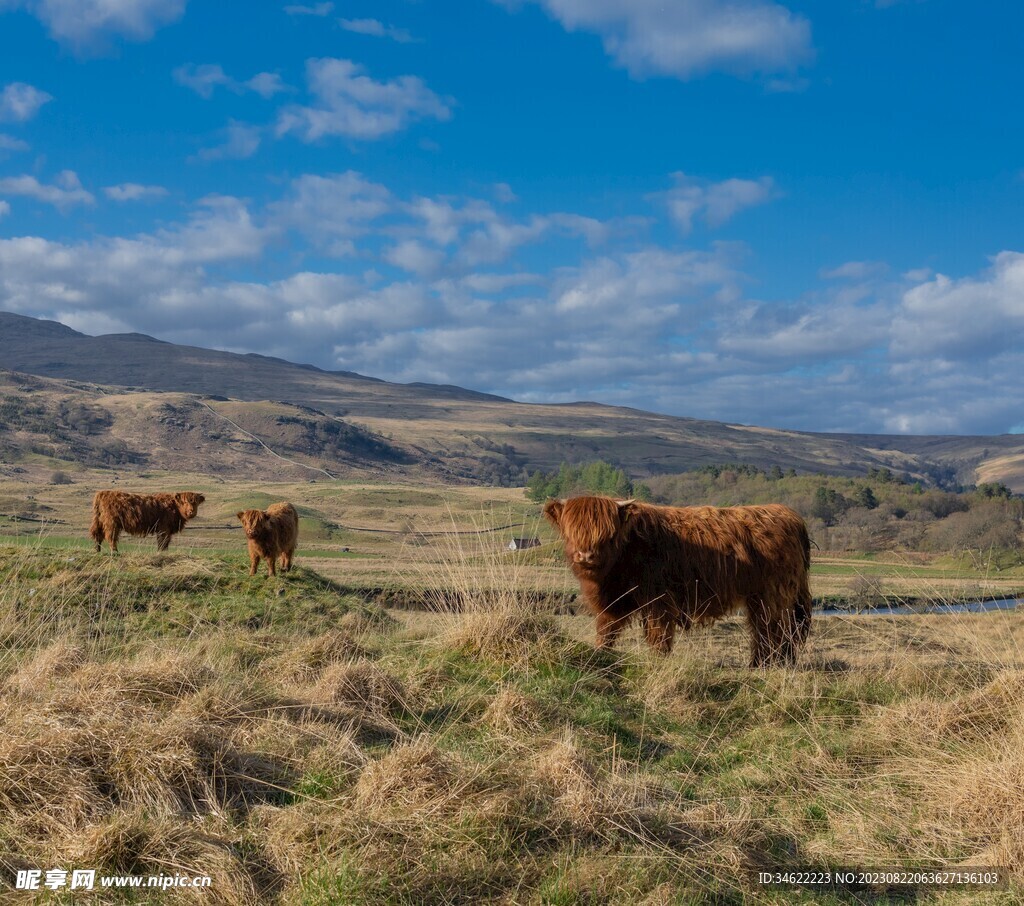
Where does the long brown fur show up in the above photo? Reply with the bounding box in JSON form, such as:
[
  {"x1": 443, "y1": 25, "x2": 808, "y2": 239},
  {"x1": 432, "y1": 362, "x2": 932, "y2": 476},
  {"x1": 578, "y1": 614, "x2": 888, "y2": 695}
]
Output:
[
  {"x1": 90, "y1": 490, "x2": 205, "y2": 553},
  {"x1": 544, "y1": 496, "x2": 812, "y2": 666},
  {"x1": 236, "y1": 502, "x2": 299, "y2": 577}
]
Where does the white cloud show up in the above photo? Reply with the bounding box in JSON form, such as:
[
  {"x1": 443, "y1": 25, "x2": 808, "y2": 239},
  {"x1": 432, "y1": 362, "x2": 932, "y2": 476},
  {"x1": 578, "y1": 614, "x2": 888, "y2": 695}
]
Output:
[
  {"x1": 245, "y1": 72, "x2": 287, "y2": 99},
  {"x1": 820, "y1": 260, "x2": 889, "y2": 280},
  {"x1": 193, "y1": 121, "x2": 263, "y2": 162},
  {"x1": 493, "y1": 182, "x2": 517, "y2": 203},
  {"x1": 338, "y1": 18, "x2": 415, "y2": 43},
  {"x1": 553, "y1": 247, "x2": 740, "y2": 317},
  {"x1": 458, "y1": 272, "x2": 541, "y2": 293},
  {"x1": 716, "y1": 297, "x2": 892, "y2": 362},
  {"x1": 173, "y1": 64, "x2": 287, "y2": 99},
  {"x1": 0, "y1": 133, "x2": 30, "y2": 152},
  {"x1": 689, "y1": 252, "x2": 1024, "y2": 433},
  {"x1": 173, "y1": 63, "x2": 228, "y2": 98},
  {"x1": 902, "y1": 267, "x2": 932, "y2": 282},
  {"x1": 547, "y1": 212, "x2": 610, "y2": 246},
  {"x1": 396, "y1": 196, "x2": 608, "y2": 270},
  {"x1": 383, "y1": 240, "x2": 446, "y2": 277},
  {"x1": 284, "y1": 2, "x2": 332, "y2": 14},
  {"x1": 457, "y1": 215, "x2": 549, "y2": 266},
  {"x1": 103, "y1": 182, "x2": 169, "y2": 201},
  {"x1": 3, "y1": 0, "x2": 187, "y2": 53},
  {"x1": 276, "y1": 58, "x2": 452, "y2": 141},
  {"x1": 0, "y1": 82, "x2": 52, "y2": 122},
  {"x1": 0, "y1": 170, "x2": 94, "y2": 209},
  {"x1": 4, "y1": 152, "x2": 1022, "y2": 436},
  {"x1": 271, "y1": 173, "x2": 601, "y2": 270},
  {"x1": 272, "y1": 171, "x2": 393, "y2": 255},
  {"x1": 0, "y1": 195, "x2": 270, "y2": 334},
  {"x1": 155, "y1": 194, "x2": 270, "y2": 263},
  {"x1": 653, "y1": 172, "x2": 778, "y2": 233},
  {"x1": 497, "y1": 0, "x2": 813, "y2": 80},
  {"x1": 703, "y1": 177, "x2": 779, "y2": 226},
  {"x1": 891, "y1": 252, "x2": 1024, "y2": 360},
  {"x1": 403, "y1": 196, "x2": 491, "y2": 246}
]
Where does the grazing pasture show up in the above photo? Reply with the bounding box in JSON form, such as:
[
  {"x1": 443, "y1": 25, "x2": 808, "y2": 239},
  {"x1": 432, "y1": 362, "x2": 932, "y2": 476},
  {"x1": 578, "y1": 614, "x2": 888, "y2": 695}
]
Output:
[
  {"x1": 1, "y1": 473, "x2": 1020, "y2": 608},
  {"x1": 0, "y1": 540, "x2": 1023, "y2": 904},
  {"x1": 1, "y1": 472, "x2": 1024, "y2": 901}
]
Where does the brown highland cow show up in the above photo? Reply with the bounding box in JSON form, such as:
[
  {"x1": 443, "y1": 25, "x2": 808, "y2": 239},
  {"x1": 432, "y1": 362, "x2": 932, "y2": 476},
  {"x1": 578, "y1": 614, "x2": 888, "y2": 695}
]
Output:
[
  {"x1": 90, "y1": 490, "x2": 206, "y2": 553},
  {"x1": 236, "y1": 502, "x2": 299, "y2": 577},
  {"x1": 544, "y1": 496, "x2": 812, "y2": 666}
]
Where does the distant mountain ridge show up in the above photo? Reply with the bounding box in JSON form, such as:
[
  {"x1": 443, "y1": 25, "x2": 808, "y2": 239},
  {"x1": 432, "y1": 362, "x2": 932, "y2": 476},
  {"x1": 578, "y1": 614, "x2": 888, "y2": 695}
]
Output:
[
  {"x1": 2, "y1": 310, "x2": 1024, "y2": 489},
  {"x1": 0, "y1": 312, "x2": 507, "y2": 403}
]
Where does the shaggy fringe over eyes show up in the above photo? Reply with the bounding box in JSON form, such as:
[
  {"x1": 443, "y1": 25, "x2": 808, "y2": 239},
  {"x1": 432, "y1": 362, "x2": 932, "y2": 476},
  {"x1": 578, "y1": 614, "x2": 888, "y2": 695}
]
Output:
[
  {"x1": 237, "y1": 510, "x2": 265, "y2": 533},
  {"x1": 553, "y1": 497, "x2": 626, "y2": 550}
]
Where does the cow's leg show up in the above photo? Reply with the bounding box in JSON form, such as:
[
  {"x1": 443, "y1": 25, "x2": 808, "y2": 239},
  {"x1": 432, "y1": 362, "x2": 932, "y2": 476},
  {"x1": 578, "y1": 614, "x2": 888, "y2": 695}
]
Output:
[
  {"x1": 644, "y1": 611, "x2": 677, "y2": 654},
  {"x1": 109, "y1": 526, "x2": 120, "y2": 553},
  {"x1": 90, "y1": 513, "x2": 104, "y2": 552},
  {"x1": 267, "y1": 556, "x2": 277, "y2": 577},
  {"x1": 746, "y1": 599, "x2": 771, "y2": 668},
  {"x1": 250, "y1": 552, "x2": 260, "y2": 576},
  {"x1": 156, "y1": 531, "x2": 171, "y2": 552},
  {"x1": 595, "y1": 610, "x2": 629, "y2": 650},
  {"x1": 771, "y1": 606, "x2": 799, "y2": 666},
  {"x1": 281, "y1": 549, "x2": 293, "y2": 572}
]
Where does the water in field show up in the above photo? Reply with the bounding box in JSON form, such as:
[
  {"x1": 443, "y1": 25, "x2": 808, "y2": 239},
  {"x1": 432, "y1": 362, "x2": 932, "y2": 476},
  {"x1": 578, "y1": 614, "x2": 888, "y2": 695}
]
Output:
[{"x1": 819, "y1": 597, "x2": 1021, "y2": 617}]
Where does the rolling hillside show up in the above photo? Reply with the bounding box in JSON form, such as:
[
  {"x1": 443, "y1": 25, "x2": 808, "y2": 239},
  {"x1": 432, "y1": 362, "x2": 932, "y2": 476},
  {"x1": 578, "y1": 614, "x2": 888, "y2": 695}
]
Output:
[{"x1": 2, "y1": 311, "x2": 1024, "y2": 489}]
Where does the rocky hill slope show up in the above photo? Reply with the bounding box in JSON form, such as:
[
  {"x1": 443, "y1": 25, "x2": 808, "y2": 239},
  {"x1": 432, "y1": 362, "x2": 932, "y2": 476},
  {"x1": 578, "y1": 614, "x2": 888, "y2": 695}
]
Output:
[{"x1": 2, "y1": 311, "x2": 1023, "y2": 488}]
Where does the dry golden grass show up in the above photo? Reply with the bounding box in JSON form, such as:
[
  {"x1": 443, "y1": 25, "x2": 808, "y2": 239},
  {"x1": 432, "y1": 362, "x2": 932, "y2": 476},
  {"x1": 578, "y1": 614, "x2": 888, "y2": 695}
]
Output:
[
  {"x1": 2, "y1": 536, "x2": 1024, "y2": 904},
  {"x1": 269, "y1": 630, "x2": 371, "y2": 684},
  {"x1": 481, "y1": 687, "x2": 546, "y2": 736},
  {"x1": 409, "y1": 508, "x2": 571, "y2": 666}
]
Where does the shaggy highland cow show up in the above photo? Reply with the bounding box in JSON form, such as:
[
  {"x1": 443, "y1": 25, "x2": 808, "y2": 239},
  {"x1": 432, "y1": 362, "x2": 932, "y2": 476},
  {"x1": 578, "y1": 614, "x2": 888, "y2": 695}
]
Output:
[
  {"x1": 236, "y1": 502, "x2": 299, "y2": 577},
  {"x1": 544, "y1": 496, "x2": 812, "y2": 666},
  {"x1": 90, "y1": 490, "x2": 206, "y2": 553}
]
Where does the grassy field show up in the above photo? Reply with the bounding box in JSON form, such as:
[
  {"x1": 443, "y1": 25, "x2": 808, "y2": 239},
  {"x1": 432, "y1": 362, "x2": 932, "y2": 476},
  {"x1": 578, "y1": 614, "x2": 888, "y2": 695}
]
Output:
[
  {"x1": 2, "y1": 473, "x2": 1023, "y2": 609},
  {"x1": 1, "y1": 517, "x2": 1023, "y2": 903},
  {"x1": 1, "y1": 473, "x2": 1023, "y2": 902}
]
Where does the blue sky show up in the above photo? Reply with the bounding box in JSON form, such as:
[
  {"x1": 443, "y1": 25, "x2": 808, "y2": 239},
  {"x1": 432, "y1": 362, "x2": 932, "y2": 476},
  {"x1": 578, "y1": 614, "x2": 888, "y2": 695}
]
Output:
[{"x1": 1, "y1": 0, "x2": 1023, "y2": 435}]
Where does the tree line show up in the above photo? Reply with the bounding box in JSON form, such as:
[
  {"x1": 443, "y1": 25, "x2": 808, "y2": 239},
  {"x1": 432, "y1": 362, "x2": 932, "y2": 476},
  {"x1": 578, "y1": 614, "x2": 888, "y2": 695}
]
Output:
[
  {"x1": 525, "y1": 461, "x2": 653, "y2": 503},
  {"x1": 524, "y1": 460, "x2": 1023, "y2": 560}
]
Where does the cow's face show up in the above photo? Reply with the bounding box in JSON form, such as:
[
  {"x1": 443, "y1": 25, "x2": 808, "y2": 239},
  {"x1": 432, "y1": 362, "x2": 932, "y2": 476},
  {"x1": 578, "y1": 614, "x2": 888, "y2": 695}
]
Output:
[
  {"x1": 175, "y1": 492, "x2": 205, "y2": 519},
  {"x1": 544, "y1": 496, "x2": 636, "y2": 579},
  {"x1": 236, "y1": 509, "x2": 266, "y2": 540}
]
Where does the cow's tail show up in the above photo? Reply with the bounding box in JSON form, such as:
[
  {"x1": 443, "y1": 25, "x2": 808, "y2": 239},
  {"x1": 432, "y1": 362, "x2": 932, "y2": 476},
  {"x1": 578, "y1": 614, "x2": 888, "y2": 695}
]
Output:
[
  {"x1": 89, "y1": 493, "x2": 104, "y2": 551},
  {"x1": 794, "y1": 523, "x2": 813, "y2": 646}
]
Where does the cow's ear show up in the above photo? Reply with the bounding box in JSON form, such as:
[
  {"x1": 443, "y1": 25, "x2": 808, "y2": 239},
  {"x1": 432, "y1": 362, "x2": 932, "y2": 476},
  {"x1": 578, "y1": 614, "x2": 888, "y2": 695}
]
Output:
[
  {"x1": 236, "y1": 511, "x2": 244, "y2": 521},
  {"x1": 196, "y1": 494, "x2": 205, "y2": 504},
  {"x1": 543, "y1": 499, "x2": 563, "y2": 526}
]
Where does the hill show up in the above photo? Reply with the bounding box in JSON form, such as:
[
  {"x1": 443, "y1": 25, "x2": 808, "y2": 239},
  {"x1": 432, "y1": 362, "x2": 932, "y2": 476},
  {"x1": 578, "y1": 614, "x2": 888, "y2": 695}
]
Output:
[{"x1": 3, "y1": 311, "x2": 1024, "y2": 488}]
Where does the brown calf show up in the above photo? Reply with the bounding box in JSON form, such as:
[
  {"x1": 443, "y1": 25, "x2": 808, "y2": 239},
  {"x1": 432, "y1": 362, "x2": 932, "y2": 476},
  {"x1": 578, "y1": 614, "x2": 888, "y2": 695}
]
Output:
[{"x1": 236, "y1": 502, "x2": 299, "y2": 577}]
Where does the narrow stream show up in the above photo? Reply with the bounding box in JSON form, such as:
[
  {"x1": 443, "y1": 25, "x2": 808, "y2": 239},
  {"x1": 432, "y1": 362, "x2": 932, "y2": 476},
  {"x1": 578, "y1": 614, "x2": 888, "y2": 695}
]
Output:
[{"x1": 818, "y1": 598, "x2": 1021, "y2": 617}]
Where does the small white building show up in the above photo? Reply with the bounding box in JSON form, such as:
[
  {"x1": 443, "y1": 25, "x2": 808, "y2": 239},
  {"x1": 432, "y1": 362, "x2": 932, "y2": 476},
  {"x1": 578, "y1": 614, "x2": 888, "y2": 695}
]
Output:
[{"x1": 507, "y1": 537, "x2": 541, "y2": 551}]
